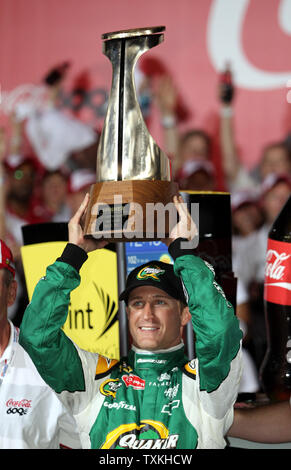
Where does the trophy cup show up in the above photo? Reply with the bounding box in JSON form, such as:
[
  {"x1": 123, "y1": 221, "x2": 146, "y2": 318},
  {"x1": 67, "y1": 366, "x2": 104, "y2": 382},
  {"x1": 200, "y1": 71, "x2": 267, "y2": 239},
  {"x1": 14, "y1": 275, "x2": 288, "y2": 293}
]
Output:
[{"x1": 84, "y1": 26, "x2": 179, "y2": 241}]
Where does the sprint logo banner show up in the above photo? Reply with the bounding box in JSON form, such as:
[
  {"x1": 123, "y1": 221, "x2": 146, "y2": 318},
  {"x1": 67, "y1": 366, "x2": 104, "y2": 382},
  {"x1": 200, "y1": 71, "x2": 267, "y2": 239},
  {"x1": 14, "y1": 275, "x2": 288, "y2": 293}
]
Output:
[{"x1": 21, "y1": 242, "x2": 119, "y2": 358}]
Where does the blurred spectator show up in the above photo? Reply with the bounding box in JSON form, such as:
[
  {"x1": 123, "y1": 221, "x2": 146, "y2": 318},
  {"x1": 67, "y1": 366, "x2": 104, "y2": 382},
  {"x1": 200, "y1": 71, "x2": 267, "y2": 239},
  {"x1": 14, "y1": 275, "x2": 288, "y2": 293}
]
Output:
[
  {"x1": 4, "y1": 153, "x2": 44, "y2": 249},
  {"x1": 155, "y1": 67, "x2": 291, "y2": 193},
  {"x1": 68, "y1": 138, "x2": 98, "y2": 172},
  {"x1": 218, "y1": 66, "x2": 291, "y2": 375},
  {"x1": 231, "y1": 188, "x2": 264, "y2": 311},
  {"x1": 154, "y1": 75, "x2": 210, "y2": 161},
  {"x1": 33, "y1": 169, "x2": 71, "y2": 223},
  {"x1": 260, "y1": 173, "x2": 291, "y2": 227},
  {"x1": 230, "y1": 190, "x2": 264, "y2": 393},
  {"x1": 2, "y1": 113, "x2": 44, "y2": 251},
  {"x1": 231, "y1": 189, "x2": 264, "y2": 238},
  {"x1": 233, "y1": 173, "x2": 291, "y2": 372},
  {"x1": 25, "y1": 108, "x2": 98, "y2": 171},
  {"x1": 174, "y1": 160, "x2": 216, "y2": 191},
  {"x1": 153, "y1": 75, "x2": 180, "y2": 164},
  {"x1": 26, "y1": 104, "x2": 97, "y2": 170},
  {"x1": 154, "y1": 75, "x2": 223, "y2": 191},
  {"x1": 0, "y1": 118, "x2": 44, "y2": 327},
  {"x1": 3, "y1": 152, "x2": 42, "y2": 326},
  {"x1": 219, "y1": 67, "x2": 291, "y2": 191},
  {"x1": 137, "y1": 58, "x2": 190, "y2": 128},
  {"x1": 13, "y1": 62, "x2": 98, "y2": 172},
  {"x1": 234, "y1": 174, "x2": 291, "y2": 287},
  {"x1": 258, "y1": 142, "x2": 291, "y2": 181},
  {"x1": 175, "y1": 128, "x2": 212, "y2": 166},
  {"x1": 66, "y1": 168, "x2": 96, "y2": 217}
]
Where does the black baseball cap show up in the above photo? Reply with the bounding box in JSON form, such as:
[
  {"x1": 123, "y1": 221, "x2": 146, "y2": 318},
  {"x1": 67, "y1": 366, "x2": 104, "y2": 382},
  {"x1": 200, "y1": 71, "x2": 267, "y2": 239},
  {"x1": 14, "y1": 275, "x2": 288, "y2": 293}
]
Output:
[{"x1": 119, "y1": 260, "x2": 187, "y2": 305}]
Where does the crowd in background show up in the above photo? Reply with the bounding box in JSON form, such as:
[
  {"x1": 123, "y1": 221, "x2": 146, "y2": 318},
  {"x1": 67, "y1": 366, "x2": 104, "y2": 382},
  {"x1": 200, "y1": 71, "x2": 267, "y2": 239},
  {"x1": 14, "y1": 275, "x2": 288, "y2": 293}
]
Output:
[{"x1": 1, "y1": 61, "x2": 291, "y2": 396}]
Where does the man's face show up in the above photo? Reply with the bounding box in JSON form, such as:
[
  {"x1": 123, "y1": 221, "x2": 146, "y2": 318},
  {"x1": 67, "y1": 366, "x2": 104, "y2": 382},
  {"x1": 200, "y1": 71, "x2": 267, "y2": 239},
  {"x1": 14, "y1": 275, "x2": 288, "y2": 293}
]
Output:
[
  {"x1": 42, "y1": 173, "x2": 67, "y2": 207},
  {"x1": 232, "y1": 203, "x2": 263, "y2": 236},
  {"x1": 261, "y1": 147, "x2": 291, "y2": 179},
  {"x1": 8, "y1": 162, "x2": 35, "y2": 200},
  {"x1": 0, "y1": 270, "x2": 17, "y2": 324},
  {"x1": 179, "y1": 135, "x2": 209, "y2": 164},
  {"x1": 262, "y1": 182, "x2": 291, "y2": 224},
  {"x1": 126, "y1": 286, "x2": 190, "y2": 351}
]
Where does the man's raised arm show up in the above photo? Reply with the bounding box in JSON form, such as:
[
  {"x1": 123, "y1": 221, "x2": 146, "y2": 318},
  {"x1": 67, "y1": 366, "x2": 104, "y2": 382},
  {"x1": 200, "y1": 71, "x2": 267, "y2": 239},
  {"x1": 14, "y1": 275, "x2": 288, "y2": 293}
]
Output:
[
  {"x1": 19, "y1": 194, "x2": 107, "y2": 394},
  {"x1": 164, "y1": 195, "x2": 242, "y2": 393}
]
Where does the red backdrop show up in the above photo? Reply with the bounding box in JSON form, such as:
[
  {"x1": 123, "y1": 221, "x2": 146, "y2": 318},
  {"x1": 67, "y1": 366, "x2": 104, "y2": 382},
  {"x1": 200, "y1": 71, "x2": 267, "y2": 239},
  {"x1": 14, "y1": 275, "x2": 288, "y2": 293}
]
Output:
[{"x1": 1, "y1": 0, "x2": 291, "y2": 186}]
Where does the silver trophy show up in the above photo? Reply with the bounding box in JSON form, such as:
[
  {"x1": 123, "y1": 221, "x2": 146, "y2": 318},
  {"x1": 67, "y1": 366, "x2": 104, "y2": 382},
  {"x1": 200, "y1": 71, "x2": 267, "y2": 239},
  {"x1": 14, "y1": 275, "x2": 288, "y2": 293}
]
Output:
[{"x1": 84, "y1": 26, "x2": 178, "y2": 241}]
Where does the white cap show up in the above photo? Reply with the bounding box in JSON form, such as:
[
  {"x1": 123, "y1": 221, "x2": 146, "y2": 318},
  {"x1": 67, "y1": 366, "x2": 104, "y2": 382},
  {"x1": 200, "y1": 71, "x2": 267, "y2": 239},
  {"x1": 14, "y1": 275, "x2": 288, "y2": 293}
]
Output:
[{"x1": 231, "y1": 189, "x2": 259, "y2": 212}]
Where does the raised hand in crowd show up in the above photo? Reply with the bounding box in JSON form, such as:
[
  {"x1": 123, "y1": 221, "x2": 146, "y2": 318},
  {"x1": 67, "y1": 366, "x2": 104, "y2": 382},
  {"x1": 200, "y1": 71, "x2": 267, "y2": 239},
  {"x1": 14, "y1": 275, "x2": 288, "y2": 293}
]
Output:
[{"x1": 153, "y1": 75, "x2": 180, "y2": 166}]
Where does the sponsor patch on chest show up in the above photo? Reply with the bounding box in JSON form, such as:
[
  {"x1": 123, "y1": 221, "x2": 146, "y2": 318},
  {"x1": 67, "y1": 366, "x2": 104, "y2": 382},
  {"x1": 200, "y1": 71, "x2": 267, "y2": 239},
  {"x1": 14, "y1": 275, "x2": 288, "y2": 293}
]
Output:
[
  {"x1": 5, "y1": 398, "x2": 32, "y2": 416},
  {"x1": 101, "y1": 420, "x2": 179, "y2": 449},
  {"x1": 122, "y1": 374, "x2": 145, "y2": 390}
]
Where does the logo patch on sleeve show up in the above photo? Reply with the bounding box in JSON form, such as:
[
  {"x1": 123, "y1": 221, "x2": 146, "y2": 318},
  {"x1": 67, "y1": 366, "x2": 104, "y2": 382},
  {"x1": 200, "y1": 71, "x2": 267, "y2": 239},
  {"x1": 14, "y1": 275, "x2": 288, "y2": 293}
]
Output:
[
  {"x1": 183, "y1": 360, "x2": 197, "y2": 380},
  {"x1": 136, "y1": 266, "x2": 165, "y2": 281},
  {"x1": 95, "y1": 356, "x2": 119, "y2": 380}
]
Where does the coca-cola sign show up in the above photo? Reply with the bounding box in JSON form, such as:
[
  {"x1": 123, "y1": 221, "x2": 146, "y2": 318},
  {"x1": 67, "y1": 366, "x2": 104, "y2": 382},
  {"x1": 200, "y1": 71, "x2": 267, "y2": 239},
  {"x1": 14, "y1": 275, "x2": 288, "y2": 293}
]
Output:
[
  {"x1": 6, "y1": 399, "x2": 31, "y2": 408},
  {"x1": 264, "y1": 239, "x2": 291, "y2": 306}
]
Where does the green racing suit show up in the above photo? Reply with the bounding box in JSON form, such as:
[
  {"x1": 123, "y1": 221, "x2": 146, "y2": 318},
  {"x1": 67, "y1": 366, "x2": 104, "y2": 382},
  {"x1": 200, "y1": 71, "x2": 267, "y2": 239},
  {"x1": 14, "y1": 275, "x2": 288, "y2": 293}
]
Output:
[{"x1": 19, "y1": 240, "x2": 242, "y2": 449}]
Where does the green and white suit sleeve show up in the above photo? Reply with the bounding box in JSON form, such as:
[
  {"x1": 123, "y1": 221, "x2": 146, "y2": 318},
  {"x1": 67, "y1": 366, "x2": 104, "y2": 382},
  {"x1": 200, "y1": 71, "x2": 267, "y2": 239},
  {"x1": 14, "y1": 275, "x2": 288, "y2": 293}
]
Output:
[
  {"x1": 168, "y1": 238, "x2": 243, "y2": 393},
  {"x1": 19, "y1": 244, "x2": 93, "y2": 412}
]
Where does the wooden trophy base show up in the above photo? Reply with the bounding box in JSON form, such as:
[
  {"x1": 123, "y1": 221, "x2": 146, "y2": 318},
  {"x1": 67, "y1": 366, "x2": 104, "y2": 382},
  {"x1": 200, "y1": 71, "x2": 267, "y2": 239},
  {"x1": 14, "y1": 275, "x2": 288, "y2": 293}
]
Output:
[{"x1": 84, "y1": 180, "x2": 179, "y2": 242}]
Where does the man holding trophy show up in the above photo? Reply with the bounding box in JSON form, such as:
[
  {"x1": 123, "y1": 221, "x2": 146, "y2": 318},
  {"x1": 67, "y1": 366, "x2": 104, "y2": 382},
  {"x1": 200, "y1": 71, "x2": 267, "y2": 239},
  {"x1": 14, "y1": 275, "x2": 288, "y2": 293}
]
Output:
[{"x1": 19, "y1": 27, "x2": 242, "y2": 449}]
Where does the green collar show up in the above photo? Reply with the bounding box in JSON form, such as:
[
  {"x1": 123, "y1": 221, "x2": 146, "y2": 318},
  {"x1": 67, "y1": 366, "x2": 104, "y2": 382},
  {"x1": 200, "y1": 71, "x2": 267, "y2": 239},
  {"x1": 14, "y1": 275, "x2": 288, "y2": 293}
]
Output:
[{"x1": 127, "y1": 344, "x2": 187, "y2": 373}]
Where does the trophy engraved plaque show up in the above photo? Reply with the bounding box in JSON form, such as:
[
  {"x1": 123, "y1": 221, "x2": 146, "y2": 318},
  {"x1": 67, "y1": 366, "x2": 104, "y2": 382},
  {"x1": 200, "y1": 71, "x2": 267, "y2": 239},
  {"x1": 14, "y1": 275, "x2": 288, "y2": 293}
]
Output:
[{"x1": 84, "y1": 26, "x2": 179, "y2": 241}]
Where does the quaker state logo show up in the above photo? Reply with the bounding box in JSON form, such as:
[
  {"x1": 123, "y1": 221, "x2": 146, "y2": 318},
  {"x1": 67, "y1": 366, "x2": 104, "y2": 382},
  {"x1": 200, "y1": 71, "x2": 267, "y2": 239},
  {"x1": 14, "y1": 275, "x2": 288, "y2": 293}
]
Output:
[{"x1": 101, "y1": 420, "x2": 179, "y2": 449}]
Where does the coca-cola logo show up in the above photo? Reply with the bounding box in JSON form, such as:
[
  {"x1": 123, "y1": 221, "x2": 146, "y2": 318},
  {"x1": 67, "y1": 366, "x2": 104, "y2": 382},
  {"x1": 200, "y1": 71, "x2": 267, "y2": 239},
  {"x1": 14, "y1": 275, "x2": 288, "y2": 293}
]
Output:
[
  {"x1": 264, "y1": 240, "x2": 291, "y2": 305},
  {"x1": 265, "y1": 249, "x2": 291, "y2": 281},
  {"x1": 122, "y1": 374, "x2": 145, "y2": 390},
  {"x1": 6, "y1": 398, "x2": 32, "y2": 417},
  {"x1": 6, "y1": 399, "x2": 32, "y2": 408}
]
